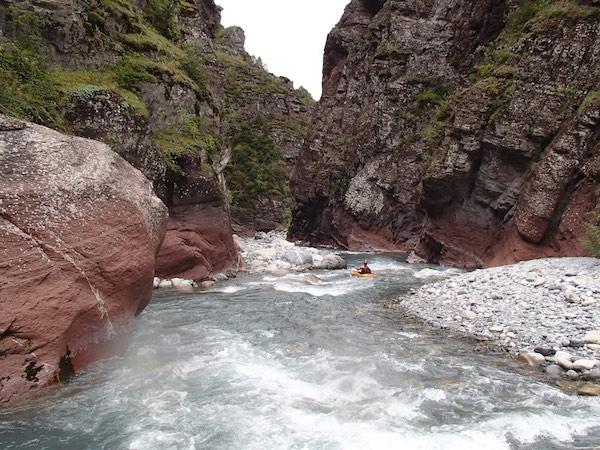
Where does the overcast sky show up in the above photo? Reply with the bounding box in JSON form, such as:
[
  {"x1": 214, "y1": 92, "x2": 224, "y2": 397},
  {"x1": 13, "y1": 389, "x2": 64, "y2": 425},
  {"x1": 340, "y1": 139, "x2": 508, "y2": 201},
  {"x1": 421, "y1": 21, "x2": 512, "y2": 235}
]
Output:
[{"x1": 216, "y1": 0, "x2": 350, "y2": 100}]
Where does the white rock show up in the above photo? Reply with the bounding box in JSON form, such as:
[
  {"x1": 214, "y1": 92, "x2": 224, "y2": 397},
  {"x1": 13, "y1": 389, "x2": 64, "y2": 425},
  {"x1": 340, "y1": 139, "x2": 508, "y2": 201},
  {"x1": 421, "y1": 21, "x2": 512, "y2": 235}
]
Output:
[
  {"x1": 518, "y1": 352, "x2": 546, "y2": 367},
  {"x1": 303, "y1": 274, "x2": 322, "y2": 285},
  {"x1": 564, "y1": 288, "x2": 580, "y2": 303},
  {"x1": 463, "y1": 310, "x2": 477, "y2": 320},
  {"x1": 532, "y1": 278, "x2": 545, "y2": 287},
  {"x1": 268, "y1": 268, "x2": 288, "y2": 277},
  {"x1": 584, "y1": 330, "x2": 600, "y2": 345},
  {"x1": 490, "y1": 326, "x2": 504, "y2": 333},
  {"x1": 200, "y1": 281, "x2": 216, "y2": 289},
  {"x1": 312, "y1": 254, "x2": 346, "y2": 270},
  {"x1": 555, "y1": 351, "x2": 574, "y2": 370},
  {"x1": 255, "y1": 248, "x2": 278, "y2": 260},
  {"x1": 153, "y1": 277, "x2": 161, "y2": 289},
  {"x1": 573, "y1": 359, "x2": 599, "y2": 371},
  {"x1": 158, "y1": 279, "x2": 173, "y2": 289},
  {"x1": 282, "y1": 248, "x2": 313, "y2": 266},
  {"x1": 172, "y1": 278, "x2": 196, "y2": 293}
]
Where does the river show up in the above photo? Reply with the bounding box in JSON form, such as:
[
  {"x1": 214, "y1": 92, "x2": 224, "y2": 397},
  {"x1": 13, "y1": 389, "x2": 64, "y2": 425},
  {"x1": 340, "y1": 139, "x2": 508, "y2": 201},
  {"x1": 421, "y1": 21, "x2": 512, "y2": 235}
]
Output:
[{"x1": 1, "y1": 253, "x2": 600, "y2": 449}]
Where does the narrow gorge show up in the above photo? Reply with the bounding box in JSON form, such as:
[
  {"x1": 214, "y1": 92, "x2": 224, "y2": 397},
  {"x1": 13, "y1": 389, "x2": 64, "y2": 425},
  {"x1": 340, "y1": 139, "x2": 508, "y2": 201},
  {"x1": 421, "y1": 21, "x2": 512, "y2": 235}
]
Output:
[
  {"x1": 290, "y1": 0, "x2": 600, "y2": 269},
  {"x1": 1, "y1": 0, "x2": 600, "y2": 447}
]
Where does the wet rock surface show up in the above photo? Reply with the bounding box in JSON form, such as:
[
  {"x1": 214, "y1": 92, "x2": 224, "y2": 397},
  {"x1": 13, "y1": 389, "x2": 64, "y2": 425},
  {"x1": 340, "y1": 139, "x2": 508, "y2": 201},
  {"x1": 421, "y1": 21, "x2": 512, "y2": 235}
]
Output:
[
  {"x1": 0, "y1": 116, "x2": 168, "y2": 404},
  {"x1": 401, "y1": 257, "x2": 600, "y2": 393}
]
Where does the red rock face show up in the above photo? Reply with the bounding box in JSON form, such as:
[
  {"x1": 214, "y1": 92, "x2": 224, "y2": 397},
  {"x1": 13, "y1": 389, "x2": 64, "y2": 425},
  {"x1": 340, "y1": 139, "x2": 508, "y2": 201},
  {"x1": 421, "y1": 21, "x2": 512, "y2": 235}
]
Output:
[
  {"x1": 156, "y1": 162, "x2": 241, "y2": 280},
  {"x1": 0, "y1": 115, "x2": 168, "y2": 404},
  {"x1": 156, "y1": 205, "x2": 240, "y2": 280},
  {"x1": 290, "y1": 0, "x2": 600, "y2": 268}
]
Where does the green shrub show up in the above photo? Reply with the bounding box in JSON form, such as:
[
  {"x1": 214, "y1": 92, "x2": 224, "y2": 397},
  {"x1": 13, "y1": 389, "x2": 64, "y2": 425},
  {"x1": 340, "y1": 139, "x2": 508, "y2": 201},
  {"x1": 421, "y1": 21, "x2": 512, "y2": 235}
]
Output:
[
  {"x1": 295, "y1": 86, "x2": 315, "y2": 105},
  {"x1": 584, "y1": 210, "x2": 600, "y2": 257},
  {"x1": 155, "y1": 114, "x2": 220, "y2": 173},
  {"x1": 373, "y1": 44, "x2": 411, "y2": 63},
  {"x1": 180, "y1": 46, "x2": 211, "y2": 96},
  {"x1": 225, "y1": 125, "x2": 289, "y2": 207},
  {"x1": 112, "y1": 56, "x2": 157, "y2": 92},
  {"x1": 0, "y1": 43, "x2": 63, "y2": 127},
  {"x1": 145, "y1": 0, "x2": 181, "y2": 41}
]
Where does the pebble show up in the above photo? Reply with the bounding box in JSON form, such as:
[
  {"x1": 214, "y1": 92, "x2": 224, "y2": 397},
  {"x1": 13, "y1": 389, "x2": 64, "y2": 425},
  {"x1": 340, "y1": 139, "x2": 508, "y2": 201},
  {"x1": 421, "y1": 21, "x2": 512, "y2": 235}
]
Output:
[
  {"x1": 518, "y1": 352, "x2": 546, "y2": 367},
  {"x1": 402, "y1": 258, "x2": 600, "y2": 385},
  {"x1": 577, "y1": 384, "x2": 600, "y2": 397},
  {"x1": 534, "y1": 346, "x2": 556, "y2": 357},
  {"x1": 584, "y1": 330, "x2": 600, "y2": 345},
  {"x1": 572, "y1": 359, "x2": 599, "y2": 371},
  {"x1": 545, "y1": 364, "x2": 563, "y2": 379}
]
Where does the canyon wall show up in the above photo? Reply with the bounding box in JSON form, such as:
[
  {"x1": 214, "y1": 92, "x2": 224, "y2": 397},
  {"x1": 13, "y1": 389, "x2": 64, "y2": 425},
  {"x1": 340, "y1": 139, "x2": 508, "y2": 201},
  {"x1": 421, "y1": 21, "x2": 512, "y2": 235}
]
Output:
[
  {"x1": 290, "y1": 0, "x2": 600, "y2": 268},
  {"x1": 0, "y1": 0, "x2": 312, "y2": 280}
]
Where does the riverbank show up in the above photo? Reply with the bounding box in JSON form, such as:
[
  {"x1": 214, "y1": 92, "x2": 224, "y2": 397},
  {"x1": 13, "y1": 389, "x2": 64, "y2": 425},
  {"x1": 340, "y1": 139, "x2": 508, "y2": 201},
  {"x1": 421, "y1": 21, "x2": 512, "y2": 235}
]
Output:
[{"x1": 399, "y1": 257, "x2": 600, "y2": 395}]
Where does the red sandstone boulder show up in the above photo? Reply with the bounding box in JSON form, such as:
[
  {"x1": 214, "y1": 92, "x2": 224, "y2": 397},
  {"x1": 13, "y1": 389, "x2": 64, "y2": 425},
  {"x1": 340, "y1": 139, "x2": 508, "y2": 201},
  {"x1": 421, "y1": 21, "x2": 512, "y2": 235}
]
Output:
[
  {"x1": 155, "y1": 163, "x2": 241, "y2": 280},
  {"x1": 0, "y1": 115, "x2": 168, "y2": 404}
]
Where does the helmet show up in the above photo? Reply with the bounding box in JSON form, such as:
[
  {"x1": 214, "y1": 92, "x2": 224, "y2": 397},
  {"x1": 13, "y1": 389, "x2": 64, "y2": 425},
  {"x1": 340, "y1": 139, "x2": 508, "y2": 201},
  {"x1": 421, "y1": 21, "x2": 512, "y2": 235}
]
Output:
[{"x1": 364, "y1": 260, "x2": 369, "y2": 265}]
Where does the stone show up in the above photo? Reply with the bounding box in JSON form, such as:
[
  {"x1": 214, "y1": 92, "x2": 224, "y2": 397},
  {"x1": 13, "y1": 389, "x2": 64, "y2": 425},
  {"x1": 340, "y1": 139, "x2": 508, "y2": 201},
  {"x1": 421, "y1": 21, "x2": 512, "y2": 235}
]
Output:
[
  {"x1": 582, "y1": 368, "x2": 600, "y2": 381},
  {"x1": 545, "y1": 364, "x2": 563, "y2": 379},
  {"x1": 303, "y1": 274, "x2": 322, "y2": 285},
  {"x1": 566, "y1": 370, "x2": 580, "y2": 380},
  {"x1": 568, "y1": 339, "x2": 585, "y2": 349},
  {"x1": 572, "y1": 359, "x2": 599, "y2": 371},
  {"x1": 534, "y1": 346, "x2": 556, "y2": 357},
  {"x1": 489, "y1": 326, "x2": 504, "y2": 333},
  {"x1": 555, "y1": 351, "x2": 574, "y2": 370},
  {"x1": 268, "y1": 268, "x2": 288, "y2": 277},
  {"x1": 159, "y1": 279, "x2": 173, "y2": 289},
  {"x1": 282, "y1": 248, "x2": 313, "y2": 266},
  {"x1": 463, "y1": 310, "x2": 477, "y2": 320},
  {"x1": 577, "y1": 384, "x2": 600, "y2": 397},
  {"x1": 0, "y1": 116, "x2": 168, "y2": 404},
  {"x1": 153, "y1": 277, "x2": 161, "y2": 289},
  {"x1": 312, "y1": 254, "x2": 347, "y2": 270},
  {"x1": 200, "y1": 281, "x2": 216, "y2": 289},
  {"x1": 584, "y1": 330, "x2": 600, "y2": 345},
  {"x1": 518, "y1": 352, "x2": 546, "y2": 367},
  {"x1": 564, "y1": 289, "x2": 580, "y2": 303}
]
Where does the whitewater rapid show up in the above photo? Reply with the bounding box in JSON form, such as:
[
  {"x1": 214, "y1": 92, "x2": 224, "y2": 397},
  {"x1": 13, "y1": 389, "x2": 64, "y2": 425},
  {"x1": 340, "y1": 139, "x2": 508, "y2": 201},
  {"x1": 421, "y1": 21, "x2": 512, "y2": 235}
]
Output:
[{"x1": 1, "y1": 253, "x2": 600, "y2": 449}]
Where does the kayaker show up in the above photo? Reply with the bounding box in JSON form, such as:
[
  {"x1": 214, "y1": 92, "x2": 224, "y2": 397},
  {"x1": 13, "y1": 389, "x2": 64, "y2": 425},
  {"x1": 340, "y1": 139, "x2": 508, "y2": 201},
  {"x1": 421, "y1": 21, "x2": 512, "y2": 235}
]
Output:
[{"x1": 356, "y1": 260, "x2": 371, "y2": 275}]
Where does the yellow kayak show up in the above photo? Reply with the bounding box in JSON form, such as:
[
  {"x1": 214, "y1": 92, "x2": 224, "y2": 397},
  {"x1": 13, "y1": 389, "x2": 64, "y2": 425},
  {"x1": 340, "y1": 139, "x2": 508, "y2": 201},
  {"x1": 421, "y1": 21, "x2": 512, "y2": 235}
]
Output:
[{"x1": 351, "y1": 271, "x2": 375, "y2": 278}]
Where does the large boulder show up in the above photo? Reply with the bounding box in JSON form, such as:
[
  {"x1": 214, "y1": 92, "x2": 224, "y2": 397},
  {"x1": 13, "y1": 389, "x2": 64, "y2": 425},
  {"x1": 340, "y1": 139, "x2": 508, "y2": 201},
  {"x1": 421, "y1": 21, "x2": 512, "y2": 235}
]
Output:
[
  {"x1": 155, "y1": 164, "x2": 241, "y2": 281},
  {"x1": 0, "y1": 115, "x2": 168, "y2": 404}
]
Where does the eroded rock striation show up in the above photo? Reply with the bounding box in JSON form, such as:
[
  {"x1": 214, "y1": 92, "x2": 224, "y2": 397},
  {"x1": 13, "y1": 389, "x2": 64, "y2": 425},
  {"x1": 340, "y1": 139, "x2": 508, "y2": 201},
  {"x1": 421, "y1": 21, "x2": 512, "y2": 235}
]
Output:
[
  {"x1": 0, "y1": 115, "x2": 168, "y2": 404},
  {"x1": 290, "y1": 0, "x2": 600, "y2": 268}
]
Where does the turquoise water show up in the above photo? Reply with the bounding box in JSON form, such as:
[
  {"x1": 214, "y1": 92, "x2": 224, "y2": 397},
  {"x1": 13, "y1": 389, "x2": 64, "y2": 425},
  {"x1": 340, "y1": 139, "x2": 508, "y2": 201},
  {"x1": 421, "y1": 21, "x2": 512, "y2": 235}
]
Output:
[{"x1": 1, "y1": 254, "x2": 600, "y2": 449}]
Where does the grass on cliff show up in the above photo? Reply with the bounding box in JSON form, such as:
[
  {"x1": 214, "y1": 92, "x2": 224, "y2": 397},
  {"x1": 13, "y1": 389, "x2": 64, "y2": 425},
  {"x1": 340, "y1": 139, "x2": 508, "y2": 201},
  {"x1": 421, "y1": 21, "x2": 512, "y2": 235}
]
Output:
[
  {"x1": 584, "y1": 210, "x2": 600, "y2": 257},
  {"x1": 225, "y1": 124, "x2": 289, "y2": 207},
  {"x1": 154, "y1": 113, "x2": 220, "y2": 174},
  {"x1": 503, "y1": 0, "x2": 600, "y2": 44}
]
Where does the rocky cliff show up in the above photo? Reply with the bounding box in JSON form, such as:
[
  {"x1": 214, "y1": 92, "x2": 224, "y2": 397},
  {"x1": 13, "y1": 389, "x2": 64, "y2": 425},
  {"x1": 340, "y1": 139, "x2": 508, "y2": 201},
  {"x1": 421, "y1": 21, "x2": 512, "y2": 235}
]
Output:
[
  {"x1": 290, "y1": 0, "x2": 600, "y2": 268},
  {"x1": 0, "y1": 0, "x2": 312, "y2": 279},
  {"x1": 0, "y1": 114, "x2": 167, "y2": 404}
]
